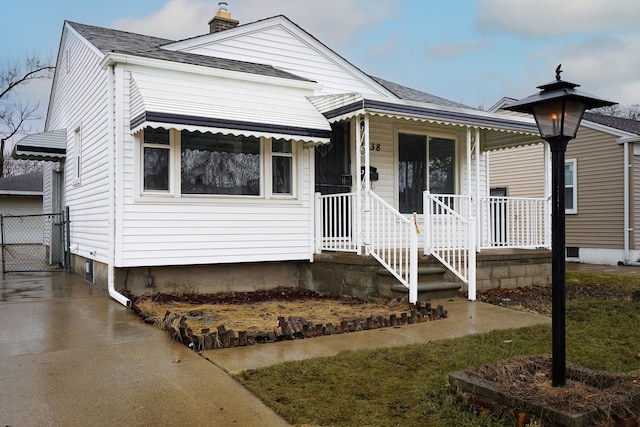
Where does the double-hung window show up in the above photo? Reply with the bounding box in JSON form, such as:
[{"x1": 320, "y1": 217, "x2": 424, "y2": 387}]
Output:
[
  {"x1": 141, "y1": 128, "x2": 295, "y2": 199},
  {"x1": 565, "y1": 158, "x2": 577, "y2": 214}
]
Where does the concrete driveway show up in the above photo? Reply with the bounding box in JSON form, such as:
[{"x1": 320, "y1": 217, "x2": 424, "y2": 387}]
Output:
[{"x1": 0, "y1": 273, "x2": 288, "y2": 427}]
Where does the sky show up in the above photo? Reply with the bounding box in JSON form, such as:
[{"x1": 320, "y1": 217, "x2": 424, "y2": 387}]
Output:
[{"x1": 3, "y1": 0, "x2": 640, "y2": 141}]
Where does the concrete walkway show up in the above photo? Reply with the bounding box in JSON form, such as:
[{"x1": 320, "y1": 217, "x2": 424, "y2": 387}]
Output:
[
  {"x1": 0, "y1": 272, "x2": 551, "y2": 426},
  {"x1": 0, "y1": 273, "x2": 288, "y2": 427}
]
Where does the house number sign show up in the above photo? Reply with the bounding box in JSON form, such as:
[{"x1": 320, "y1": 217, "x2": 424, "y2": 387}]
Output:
[{"x1": 370, "y1": 143, "x2": 381, "y2": 151}]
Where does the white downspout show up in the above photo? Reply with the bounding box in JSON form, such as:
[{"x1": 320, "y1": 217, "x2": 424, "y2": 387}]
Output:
[
  {"x1": 624, "y1": 140, "x2": 630, "y2": 264},
  {"x1": 475, "y1": 127, "x2": 481, "y2": 248},
  {"x1": 107, "y1": 64, "x2": 130, "y2": 307}
]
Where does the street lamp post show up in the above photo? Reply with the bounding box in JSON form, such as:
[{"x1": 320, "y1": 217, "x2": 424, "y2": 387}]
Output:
[{"x1": 504, "y1": 65, "x2": 615, "y2": 386}]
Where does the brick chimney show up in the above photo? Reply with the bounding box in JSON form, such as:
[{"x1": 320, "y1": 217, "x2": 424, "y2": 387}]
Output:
[{"x1": 209, "y1": 2, "x2": 239, "y2": 33}]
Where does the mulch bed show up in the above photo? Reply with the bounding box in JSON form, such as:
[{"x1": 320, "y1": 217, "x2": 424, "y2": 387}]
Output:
[
  {"x1": 130, "y1": 288, "x2": 448, "y2": 350},
  {"x1": 450, "y1": 354, "x2": 640, "y2": 426}
]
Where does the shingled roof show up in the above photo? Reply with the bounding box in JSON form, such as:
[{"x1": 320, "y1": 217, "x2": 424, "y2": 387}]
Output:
[
  {"x1": 67, "y1": 21, "x2": 314, "y2": 82},
  {"x1": 584, "y1": 112, "x2": 640, "y2": 136},
  {"x1": 0, "y1": 171, "x2": 43, "y2": 194},
  {"x1": 68, "y1": 20, "x2": 472, "y2": 110},
  {"x1": 370, "y1": 75, "x2": 475, "y2": 109}
]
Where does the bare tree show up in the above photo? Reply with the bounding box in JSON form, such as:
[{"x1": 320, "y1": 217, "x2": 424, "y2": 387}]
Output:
[
  {"x1": 0, "y1": 54, "x2": 55, "y2": 177},
  {"x1": 592, "y1": 104, "x2": 640, "y2": 120}
]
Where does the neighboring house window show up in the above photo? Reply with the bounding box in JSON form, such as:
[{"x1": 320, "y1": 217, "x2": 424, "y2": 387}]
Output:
[
  {"x1": 398, "y1": 133, "x2": 455, "y2": 214},
  {"x1": 143, "y1": 128, "x2": 171, "y2": 192},
  {"x1": 181, "y1": 131, "x2": 260, "y2": 195},
  {"x1": 565, "y1": 158, "x2": 577, "y2": 214},
  {"x1": 272, "y1": 139, "x2": 293, "y2": 195},
  {"x1": 73, "y1": 126, "x2": 82, "y2": 186}
]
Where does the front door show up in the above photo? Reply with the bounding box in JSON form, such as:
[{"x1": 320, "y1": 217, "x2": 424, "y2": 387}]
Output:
[{"x1": 398, "y1": 133, "x2": 455, "y2": 214}]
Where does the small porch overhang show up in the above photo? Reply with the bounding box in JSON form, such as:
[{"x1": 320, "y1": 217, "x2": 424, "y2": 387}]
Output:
[
  {"x1": 308, "y1": 93, "x2": 542, "y2": 150},
  {"x1": 12, "y1": 129, "x2": 67, "y2": 160},
  {"x1": 130, "y1": 72, "x2": 332, "y2": 144}
]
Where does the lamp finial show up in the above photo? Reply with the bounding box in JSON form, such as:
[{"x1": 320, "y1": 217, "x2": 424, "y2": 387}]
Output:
[{"x1": 555, "y1": 64, "x2": 563, "y2": 81}]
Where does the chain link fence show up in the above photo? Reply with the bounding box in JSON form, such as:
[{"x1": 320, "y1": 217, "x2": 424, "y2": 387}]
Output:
[{"x1": 0, "y1": 213, "x2": 68, "y2": 273}]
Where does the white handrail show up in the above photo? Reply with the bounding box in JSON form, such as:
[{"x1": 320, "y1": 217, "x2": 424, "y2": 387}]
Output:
[
  {"x1": 366, "y1": 190, "x2": 418, "y2": 303},
  {"x1": 424, "y1": 192, "x2": 473, "y2": 286}
]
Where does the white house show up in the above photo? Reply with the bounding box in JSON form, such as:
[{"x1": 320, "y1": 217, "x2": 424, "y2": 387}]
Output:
[{"x1": 16, "y1": 7, "x2": 550, "y2": 306}]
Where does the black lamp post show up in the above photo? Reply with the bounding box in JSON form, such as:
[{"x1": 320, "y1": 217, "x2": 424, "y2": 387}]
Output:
[{"x1": 504, "y1": 65, "x2": 616, "y2": 387}]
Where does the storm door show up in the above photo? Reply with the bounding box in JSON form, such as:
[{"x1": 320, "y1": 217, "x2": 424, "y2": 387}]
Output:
[
  {"x1": 398, "y1": 133, "x2": 455, "y2": 214},
  {"x1": 315, "y1": 121, "x2": 351, "y2": 195},
  {"x1": 315, "y1": 121, "x2": 353, "y2": 248}
]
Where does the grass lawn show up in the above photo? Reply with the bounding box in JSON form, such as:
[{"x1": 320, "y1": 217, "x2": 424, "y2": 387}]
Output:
[{"x1": 234, "y1": 271, "x2": 640, "y2": 426}]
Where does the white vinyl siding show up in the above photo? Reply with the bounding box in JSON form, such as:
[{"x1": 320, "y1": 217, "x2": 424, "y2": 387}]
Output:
[
  {"x1": 172, "y1": 21, "x2": 387, "y2": 97},
  {"x1": 45, "y1": 28, "x2": 111, "y2": 263}
]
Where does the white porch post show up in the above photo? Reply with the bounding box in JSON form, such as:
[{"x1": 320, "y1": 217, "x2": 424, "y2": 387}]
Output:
[
  {"x1": 466, "y1": 127, "x2": 477, "y2": 301},
  {"x1": 363, "y1": 115, "x2": 371, "y2": 254},
  {"x1": 355, "y1": 116, "x2": 363, "y2": 255}
]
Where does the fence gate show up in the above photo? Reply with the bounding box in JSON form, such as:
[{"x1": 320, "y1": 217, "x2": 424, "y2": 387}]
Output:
[{"x1": 0, "y1": 212, "x2": 70, "y2": 273}]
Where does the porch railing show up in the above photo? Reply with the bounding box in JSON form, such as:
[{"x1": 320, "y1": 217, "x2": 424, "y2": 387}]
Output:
[
  {"x1": 315, "y1": 192, "x2": 359, "y2": 253},
  {"x1": 479, "y1": 196, "x2": 548, "y2": 249},
  {"x1": 366, "y1": 190, "x2": 418, "y2": 302},
  {"x1": 423, "y1": 193, "x2": 476, "y2": 297}
]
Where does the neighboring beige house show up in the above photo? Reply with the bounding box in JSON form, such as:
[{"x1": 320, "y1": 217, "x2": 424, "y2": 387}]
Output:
[
  {"x1": 0, "y1": 171, "x2": 43, "y2": 216},
  {"x1": 489, "y1": 102, "x2": 640, "y2": 266}
]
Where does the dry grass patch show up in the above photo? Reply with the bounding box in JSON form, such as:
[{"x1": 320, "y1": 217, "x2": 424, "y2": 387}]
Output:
[{"x1": 134, "y1": 297, "x2": 412, "y2": 333}]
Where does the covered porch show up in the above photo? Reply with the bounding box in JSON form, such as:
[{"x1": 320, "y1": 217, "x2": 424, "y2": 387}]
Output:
[{"x1": 309, "y1": 93, "x2": 552, "y2": 302}]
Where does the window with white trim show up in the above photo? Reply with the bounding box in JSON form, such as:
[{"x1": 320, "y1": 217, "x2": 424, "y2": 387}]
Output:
[
  {"x1": 140, "y1": 127, "x2": 296, "y2": 199},
  {"x1": 565, "y1": 158, "x2": 577, "y2": 214},
  {"x1": 271, "y1": 139, "x2": 294, "y2": 196}
]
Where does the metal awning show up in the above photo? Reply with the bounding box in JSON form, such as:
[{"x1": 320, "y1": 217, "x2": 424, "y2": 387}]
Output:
[
  {"x1": 129, "y1": 72, "x2": 332, "y2": 144},
  {"x1": 12, "y1": 129, "x2": 67, "y2": 160},
  {"x1": 308, "y1": 93, "x2": 543, "y2": 150}
]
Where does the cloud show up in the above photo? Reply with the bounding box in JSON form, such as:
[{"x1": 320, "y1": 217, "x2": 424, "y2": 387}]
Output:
[
  {"x1": 426, "y1": 40, "x2": 491, "y2": 59},
  {"x1": 111, "y1": 0, "x2": 397, "y2": 48},
  {"x1": 557, "y1": 33, "x2": 640, "y2": 105},
  {"x1": 476, "y1": 0, "x2": 640, "y2": 38}
]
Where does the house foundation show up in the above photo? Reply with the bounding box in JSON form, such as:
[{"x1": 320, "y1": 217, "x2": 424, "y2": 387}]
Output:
[{"x1": 70, "y1": 249, "x2": 551, "y2": 299}]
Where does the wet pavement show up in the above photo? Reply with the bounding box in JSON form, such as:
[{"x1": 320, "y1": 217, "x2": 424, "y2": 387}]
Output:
[
  {"x1": 0, "y1": 272, "x2": 554, "y2": 427},
  {"x1": 0, "y1": 273, "x2": 288, "y2": 427}
]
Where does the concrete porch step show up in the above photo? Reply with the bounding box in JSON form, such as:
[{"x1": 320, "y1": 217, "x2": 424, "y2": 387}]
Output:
[
  {"x1": 389, "y1": 282, "x2": 461, "y2": 301},
  {"x1": 376, "y1": 266, "x2": 446, "y2": 276}
]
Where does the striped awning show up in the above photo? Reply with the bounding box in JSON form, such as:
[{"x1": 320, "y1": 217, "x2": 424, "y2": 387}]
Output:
[
  {"x1": 129, "y1": 72, "x2": 332, "y2": 144},
  {"x1": 12, "y1": 129, "x2": 66, "y2": 160}
]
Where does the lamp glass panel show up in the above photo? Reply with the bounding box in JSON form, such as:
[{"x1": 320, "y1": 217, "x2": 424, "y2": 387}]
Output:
[
  {"x1": 562, "y1": 100, "x2": 587, "y2": 138},
  {"x1": 532, "y1": 101, "x2": 566, "y2": 138}
]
